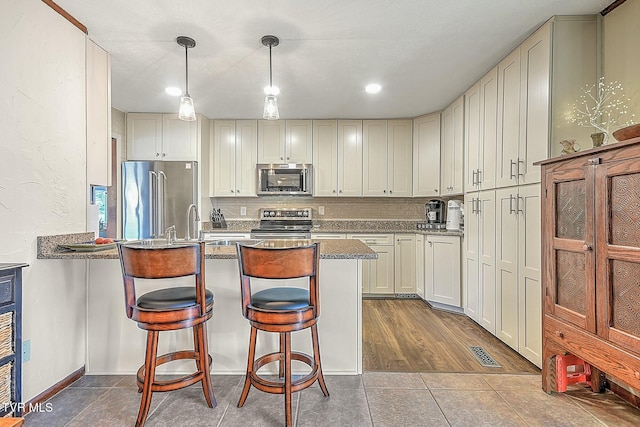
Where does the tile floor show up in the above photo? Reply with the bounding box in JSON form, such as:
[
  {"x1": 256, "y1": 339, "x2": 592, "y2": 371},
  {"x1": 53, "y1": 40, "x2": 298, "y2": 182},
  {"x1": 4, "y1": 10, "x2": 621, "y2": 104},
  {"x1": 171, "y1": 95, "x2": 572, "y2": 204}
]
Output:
[{"x1": 23, "y1": 372, "x2": 640, "y2": 426}]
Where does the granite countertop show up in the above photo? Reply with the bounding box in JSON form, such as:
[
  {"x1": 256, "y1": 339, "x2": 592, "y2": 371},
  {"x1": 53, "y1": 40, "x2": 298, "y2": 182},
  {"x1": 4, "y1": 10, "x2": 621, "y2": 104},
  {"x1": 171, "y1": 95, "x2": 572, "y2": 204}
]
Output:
[{"x1": 37, "y1": 233, "x2": 376, "y2": 260}]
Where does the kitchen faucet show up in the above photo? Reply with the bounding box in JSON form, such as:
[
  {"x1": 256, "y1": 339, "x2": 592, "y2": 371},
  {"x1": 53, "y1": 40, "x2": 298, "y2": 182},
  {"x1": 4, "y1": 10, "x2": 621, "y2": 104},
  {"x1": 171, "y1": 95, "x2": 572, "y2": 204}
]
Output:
[{"x1": 185, "y1": 204, "x2": 200, "y2": 240}]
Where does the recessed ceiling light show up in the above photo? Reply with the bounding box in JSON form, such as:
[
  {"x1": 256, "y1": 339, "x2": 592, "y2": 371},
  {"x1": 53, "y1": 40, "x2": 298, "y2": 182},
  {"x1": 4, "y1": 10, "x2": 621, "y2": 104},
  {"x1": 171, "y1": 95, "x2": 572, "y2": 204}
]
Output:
[
  {"x1": 365, "y1": 83, "x2": 382, "y2": 94},
  {"x1": 165, "y1": 86, "x2": 182, "y2": 96}
]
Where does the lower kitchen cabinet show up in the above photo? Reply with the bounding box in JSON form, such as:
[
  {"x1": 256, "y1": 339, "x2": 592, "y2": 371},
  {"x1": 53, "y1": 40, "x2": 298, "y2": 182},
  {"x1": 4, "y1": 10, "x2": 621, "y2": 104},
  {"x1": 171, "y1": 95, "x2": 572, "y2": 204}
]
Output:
[
  {"x1": 416, "y1": 234, "x2": 425, "y2": 299},
  {"x1": 495, "y1": 184, "x2": 541, "y2": 367},
  {"x1": 464, "y1": 190, "x2": 497, "y2": 334},
  {"x1": 425, "y1": 235, "x2": 461, "y2": 308},
  {"x1": 348, "y1": 234, "x2": 394, "y2": 295},
  {"x1": 394, "y1": 234, "x2": 416, "y2": 294}
]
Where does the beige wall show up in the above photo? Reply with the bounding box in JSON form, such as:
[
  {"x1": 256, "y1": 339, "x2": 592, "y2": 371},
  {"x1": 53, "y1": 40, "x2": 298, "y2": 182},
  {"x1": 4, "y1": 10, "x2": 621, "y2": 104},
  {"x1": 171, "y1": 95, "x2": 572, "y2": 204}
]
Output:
[
  {"x1": 0, "y1": 0, "x2": 88, "y2": 401},
  {"x1": 603, "y1": 1, "x2": 640, "y2": 126}
]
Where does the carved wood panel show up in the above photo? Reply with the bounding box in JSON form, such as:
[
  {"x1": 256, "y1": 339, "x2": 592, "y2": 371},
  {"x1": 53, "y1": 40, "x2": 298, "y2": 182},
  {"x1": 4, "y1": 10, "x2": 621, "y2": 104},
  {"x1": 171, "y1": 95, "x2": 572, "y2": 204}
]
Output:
[
  {"x1": 610, "y1": 173, "x2": 640, "y2": 248},
  {"x1": 556, "y1": 250, "x2": 586, "y2": 315},
  {"x1": 555, "y1": 180, "x2": 585, "y2": 240},
  {"x1": 611, "y1": 259, "x2": 640, "y2": 337}
]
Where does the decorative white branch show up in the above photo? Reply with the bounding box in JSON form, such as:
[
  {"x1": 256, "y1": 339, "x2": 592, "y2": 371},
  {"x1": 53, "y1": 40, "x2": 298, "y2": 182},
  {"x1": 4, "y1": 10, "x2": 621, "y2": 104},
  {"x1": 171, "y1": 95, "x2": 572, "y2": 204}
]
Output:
[{"x1": 569, "y1": 77, "x2": 636, "y2": 144}]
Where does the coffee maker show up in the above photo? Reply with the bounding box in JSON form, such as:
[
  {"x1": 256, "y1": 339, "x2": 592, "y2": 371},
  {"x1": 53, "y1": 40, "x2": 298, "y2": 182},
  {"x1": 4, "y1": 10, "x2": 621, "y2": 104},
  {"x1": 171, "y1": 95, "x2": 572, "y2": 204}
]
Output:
[{"x1": 425, "y1": 200, "x2": 446, "y2": 230}]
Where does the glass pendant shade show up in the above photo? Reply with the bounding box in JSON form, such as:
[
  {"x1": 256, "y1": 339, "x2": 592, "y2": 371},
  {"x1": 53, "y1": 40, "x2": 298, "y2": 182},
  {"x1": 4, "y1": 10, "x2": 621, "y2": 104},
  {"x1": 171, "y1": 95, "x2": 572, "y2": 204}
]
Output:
[
  {"x1": 179, "y1": 94, "x2": 196, "y2": 121},
  {"x1": 263, "y1": 94, "x2": 279, "y2": 120}
]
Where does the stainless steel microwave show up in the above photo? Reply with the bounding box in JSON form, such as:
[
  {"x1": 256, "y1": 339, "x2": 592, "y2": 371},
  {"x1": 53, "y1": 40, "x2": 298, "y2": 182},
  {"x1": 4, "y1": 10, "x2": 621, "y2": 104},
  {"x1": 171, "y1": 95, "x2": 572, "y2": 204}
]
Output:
[{"x1": 257, "y1": 164, "x2": 312, "y2": 196}]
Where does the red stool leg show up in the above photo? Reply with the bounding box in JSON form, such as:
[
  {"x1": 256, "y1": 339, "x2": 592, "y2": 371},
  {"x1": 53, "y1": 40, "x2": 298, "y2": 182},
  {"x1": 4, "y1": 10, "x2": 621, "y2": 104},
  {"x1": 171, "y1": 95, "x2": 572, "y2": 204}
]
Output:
[
  {"x1": 238, "y1": 326, "x2": 258, "y2": 407},
  {"x1": 194, "y1": 323, "x2": 216, "y2": 408},
  {"x1": 311, "y1": 324, "x2": 329, "y2": 397},
  {"x1": 284, "y1": 332, "x2": 292, "y2": 427},
  {"x1": 137, "y1": 330, "x2": 159, "y2": 427}
]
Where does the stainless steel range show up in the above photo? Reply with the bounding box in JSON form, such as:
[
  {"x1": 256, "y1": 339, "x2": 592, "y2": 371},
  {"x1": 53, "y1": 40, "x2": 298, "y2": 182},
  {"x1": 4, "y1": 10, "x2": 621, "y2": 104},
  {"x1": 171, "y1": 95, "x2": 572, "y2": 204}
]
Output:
[{"x1": 250, "y1": 207, "x2": 313, "y2": 240}]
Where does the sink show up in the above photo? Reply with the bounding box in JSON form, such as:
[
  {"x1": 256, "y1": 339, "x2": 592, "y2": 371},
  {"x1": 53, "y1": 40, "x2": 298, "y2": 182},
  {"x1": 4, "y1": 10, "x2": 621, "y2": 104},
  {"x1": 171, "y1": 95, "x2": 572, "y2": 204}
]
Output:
[
  {"x1": 206, "y1": 239, "x2": 263, "y2": 247},
  {"x1": 123, "y1": 239, "x2": 200, "y2": 248}
]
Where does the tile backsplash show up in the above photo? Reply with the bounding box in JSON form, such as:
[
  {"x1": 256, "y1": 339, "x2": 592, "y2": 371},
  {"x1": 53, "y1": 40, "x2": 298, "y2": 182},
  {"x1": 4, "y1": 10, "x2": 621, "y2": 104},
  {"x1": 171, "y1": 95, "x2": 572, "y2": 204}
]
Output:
[{"x1": 208, "y1": 196, "x2": 462, "y2": 221}]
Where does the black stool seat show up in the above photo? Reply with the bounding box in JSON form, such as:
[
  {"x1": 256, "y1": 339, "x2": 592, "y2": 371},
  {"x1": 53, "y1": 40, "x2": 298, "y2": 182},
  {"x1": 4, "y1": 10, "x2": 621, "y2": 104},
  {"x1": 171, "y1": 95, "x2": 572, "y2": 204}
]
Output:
[
  {"x1": 138, "y1": 288, "x2": 214, "y2": 310},
  {"x1": 251, "y1": 288, "x2": 309, "y2": 311}
]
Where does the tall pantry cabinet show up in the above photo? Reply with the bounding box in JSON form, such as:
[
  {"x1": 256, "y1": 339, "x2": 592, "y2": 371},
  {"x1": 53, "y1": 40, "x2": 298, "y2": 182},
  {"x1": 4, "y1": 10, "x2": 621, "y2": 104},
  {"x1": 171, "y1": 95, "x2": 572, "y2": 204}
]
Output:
[{"x1": 538, "y1": 138, "x2": 640, "y2": 395}]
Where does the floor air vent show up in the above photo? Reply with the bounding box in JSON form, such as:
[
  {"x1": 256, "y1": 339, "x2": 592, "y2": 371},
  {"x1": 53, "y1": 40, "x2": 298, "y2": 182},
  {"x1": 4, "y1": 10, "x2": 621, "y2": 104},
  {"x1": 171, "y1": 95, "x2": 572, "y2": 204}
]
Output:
[{"x1": 469, "y1": 346, "x2": 501, "y2": 368}]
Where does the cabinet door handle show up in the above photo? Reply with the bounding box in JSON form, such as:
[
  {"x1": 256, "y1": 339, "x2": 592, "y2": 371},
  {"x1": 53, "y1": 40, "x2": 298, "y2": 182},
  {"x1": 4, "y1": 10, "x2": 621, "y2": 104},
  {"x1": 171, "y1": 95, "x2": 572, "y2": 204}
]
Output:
[
  {"x1": 509, "y1": 194, "x2": 516, "y2": 214},
  {"x1": 517, "y1": 196, "x2": 524, "y2": 213},
  {"x1": 510, "y1": 160, "x2": 517, "y2": 180},
  {"x1": 383, "y1": 190, "x2": 387, "y2": 194},
  {"x1": 230, "y1": 190, "x2": 234, "y2": 193},
  {"x1": 434, "y1": 189, "x2": 438, "y2": 193},
  {"x1": 429, "y1": 241, "x2": 433, "y2": 246},
  {"x1": 471, "y1": 198, "x2": 477, "y2": 214},
  {"x1": 477, "y1": 169, "x2": 482, "y2": 184},
  {"x1": 583, "y1": 244, "x2": 593, "y2": 251},
  {"x1": 332, "y1": 189, "x2": 336, "y2": 193},
  {"x1": 476, "y1": 198, "x2": 481, "y2": 214},
  {"x1": 518, "y1": 159, "x2": 525, "y2": 178},
  {"x1": 236, "y1": 189, "x2": 240, "y2": 193},
  {"x1": 472, "y1": 170, "x2": 477, "y2": 186},
  {"x1": 156, "y1": 152, "x2": 160, "y2": 157},
  {"x1": 389, "y1": 190, "x2": 392, "y2": 194},
  {"x1": 555, "y1": 330, "x2": 564, "y2": 338},
  {"x1": 280, "y1": 157, "x2": 284, "y2": 160},
  {"x1": 339, "y1": 190, "x2": 343, "y2": 193}
]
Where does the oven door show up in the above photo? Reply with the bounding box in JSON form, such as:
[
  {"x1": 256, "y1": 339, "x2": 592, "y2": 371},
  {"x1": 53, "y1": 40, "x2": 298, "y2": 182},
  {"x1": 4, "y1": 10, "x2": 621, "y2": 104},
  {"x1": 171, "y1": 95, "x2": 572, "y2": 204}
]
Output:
[{"x1": 250, "y1": 230, "x2": 311, "y2": 240}]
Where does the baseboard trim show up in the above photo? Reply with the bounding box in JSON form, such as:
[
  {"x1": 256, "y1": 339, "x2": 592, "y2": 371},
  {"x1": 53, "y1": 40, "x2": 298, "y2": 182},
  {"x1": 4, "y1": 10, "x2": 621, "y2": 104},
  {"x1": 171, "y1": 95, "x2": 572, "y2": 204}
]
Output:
[{"x1": 23, "y1": 366, "x2": 85, "y2": 416}]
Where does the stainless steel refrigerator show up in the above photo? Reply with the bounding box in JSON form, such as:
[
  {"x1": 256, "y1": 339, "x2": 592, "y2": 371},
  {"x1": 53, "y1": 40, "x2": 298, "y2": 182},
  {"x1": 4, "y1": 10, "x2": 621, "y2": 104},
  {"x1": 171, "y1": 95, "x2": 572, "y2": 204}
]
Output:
[{"x1": 122, "y1": 161, "x2": 198, "y2": 240}]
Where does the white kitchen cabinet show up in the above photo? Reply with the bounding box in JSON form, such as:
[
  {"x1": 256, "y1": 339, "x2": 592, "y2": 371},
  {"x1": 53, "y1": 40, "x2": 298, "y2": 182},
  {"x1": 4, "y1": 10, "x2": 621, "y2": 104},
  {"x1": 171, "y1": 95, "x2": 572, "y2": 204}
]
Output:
[
  {"x1": 362, "y1": 120, "x2": 412, "y2": 197},
  {"x1": 126, "y1": 113, "x2": 203, "y2": 161},
  {"x1": 348, "y1": 234, "x2": 394, "y2": 295},
  {"x1": 257, "y1": 120, "x2": 312, "y2": 164},
  {"x1": 387, "y1": 120, "x2": 413, "y2": 197},
  {"x1": 313, "y1": 120, "x2": 362, "y2": 197},
  {"x1": 413, "y1": 113, "x2": 441, "y2": 197},
  {"x1": 465, "y1": 67, "x2": 498, "y2": 193},
  {"x1": 415, "y1": 234, "x2": 425, "y2": 299},
  {"x1": 495, "y1": 184, "x2": 541, "y2": 366},
  {"x1": 212, "y1": 120, "x2": 257, "y2": 197},
  {"x1": 496, "y1": 21, "x2": 550, "y2": 188},
  {"x1": 425, "y1": 234, "x2": 461, "y2": 307},
  {"x1": 86, "y1": 38, "x2": 111, "y2": 186},
  {"x1": 464, "y1": 190, "x2": 496, "y2": 333},
  {"x1": 440, "y1": 95, "x2": 464, "y2": 196},
  {"x1": 362, "y1": 120, "x2": 388, "y2": 196},
  {"x1": 337, "y1": 121, "x2": 363, "y2": 196},
  {"x1": 394, "y1": 234, "x2": 416, "y2": 294},
  {"x1": 313, "y1": 120, "x2": 338, "y2": 196}
]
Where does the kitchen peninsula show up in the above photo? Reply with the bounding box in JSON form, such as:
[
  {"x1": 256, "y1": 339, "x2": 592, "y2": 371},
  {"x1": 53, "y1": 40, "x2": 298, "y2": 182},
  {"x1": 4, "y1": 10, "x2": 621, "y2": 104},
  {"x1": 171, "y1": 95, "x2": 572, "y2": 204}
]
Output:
[{"x1": 38, "y1": 233, "x2": 375, "y2": 375}]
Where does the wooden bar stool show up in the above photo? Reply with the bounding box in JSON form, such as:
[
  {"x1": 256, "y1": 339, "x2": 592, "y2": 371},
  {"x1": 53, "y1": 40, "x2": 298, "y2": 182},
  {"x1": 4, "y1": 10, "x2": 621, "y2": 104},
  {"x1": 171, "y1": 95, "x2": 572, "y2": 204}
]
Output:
[
  {"x1": 235, "y1": 242, "x2": 329, "y2": 427},
  {"x1": 118, "y1": 241, "x2": 216, "y2": 427}
]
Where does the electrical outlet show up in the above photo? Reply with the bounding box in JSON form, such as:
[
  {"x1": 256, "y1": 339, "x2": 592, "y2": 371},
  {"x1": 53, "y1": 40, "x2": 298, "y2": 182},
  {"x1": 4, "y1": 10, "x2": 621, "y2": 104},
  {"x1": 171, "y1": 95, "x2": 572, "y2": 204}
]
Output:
[
  {"x1": 23, "y1": 339, "x2": 30, "y2": 362},
  {"x1": 240, "y1": 207, "x2": 246, "y2": 216},
  {"x1": 319, "y1": 206, "x2": 325, "y2": 215}
]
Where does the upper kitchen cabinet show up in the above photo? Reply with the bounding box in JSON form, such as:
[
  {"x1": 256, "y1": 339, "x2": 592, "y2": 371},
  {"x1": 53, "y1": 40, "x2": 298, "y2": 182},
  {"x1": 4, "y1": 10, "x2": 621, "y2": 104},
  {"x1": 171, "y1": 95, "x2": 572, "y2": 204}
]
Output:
[
  {"x1": 257, "y1": 120, "x2": 312, "y2": 164},
  {"x1": 212, "y1": 120, "x2": 257, "y2": 197},
  {"x1": 465, "y1": 67, "x2": 498, "y2": 193},
  {"x1": 413, "y1": 113, "x2": 441, "y2": 197},
  {"x1": 496, "y1": 20, "x2": 551, "y2": 188},
  {"x1": 362, "y1": 119, "x2": 412, "y2": 197},
  {"x1": 126, "y1": 113, "x2": 205, "y2": 161},
  {"x1": 314, "y1": 120, "x2": 362, "y2": 196},
  {"x1": 86, "y1": 38, "x2": 111, "y2": 186},
  {"x1": 440, "y1": 95, "x2": 465, "y2": 196}
]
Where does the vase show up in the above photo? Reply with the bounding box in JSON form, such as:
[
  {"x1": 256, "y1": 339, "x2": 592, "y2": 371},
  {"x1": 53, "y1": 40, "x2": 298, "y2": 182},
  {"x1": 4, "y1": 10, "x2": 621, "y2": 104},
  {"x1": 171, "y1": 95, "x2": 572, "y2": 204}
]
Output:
[{"x1": 591, "y1": 132, "x2": 605, "y2": 147}]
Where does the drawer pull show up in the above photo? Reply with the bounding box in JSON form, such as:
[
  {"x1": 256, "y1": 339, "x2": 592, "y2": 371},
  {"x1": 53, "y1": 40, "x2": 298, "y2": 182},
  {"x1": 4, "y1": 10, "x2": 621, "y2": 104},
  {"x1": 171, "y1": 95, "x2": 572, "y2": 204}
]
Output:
[{"x1": 555, "y1": 330, "x2": 564, "y2": 338}]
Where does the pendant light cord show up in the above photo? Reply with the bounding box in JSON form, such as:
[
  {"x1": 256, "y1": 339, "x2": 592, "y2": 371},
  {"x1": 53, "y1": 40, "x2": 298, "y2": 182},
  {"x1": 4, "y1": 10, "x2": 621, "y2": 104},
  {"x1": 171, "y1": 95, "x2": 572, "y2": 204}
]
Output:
[
  {"x1": 269, "y1": 44, "x2": 273, "y2": 88},
  {"x1": 184, "y1": 44, "x2": 190, "y2": 96}
]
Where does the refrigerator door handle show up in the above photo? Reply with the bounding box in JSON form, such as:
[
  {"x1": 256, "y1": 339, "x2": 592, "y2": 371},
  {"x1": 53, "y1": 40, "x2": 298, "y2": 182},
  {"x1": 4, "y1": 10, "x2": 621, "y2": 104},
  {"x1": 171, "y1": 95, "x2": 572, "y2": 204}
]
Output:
[
  {"x1": 159, "y1": 171, "x2": 167, "y2": 234},
  {"x1": 149, "y1": 171, "x2": 158, "y2": 238}
]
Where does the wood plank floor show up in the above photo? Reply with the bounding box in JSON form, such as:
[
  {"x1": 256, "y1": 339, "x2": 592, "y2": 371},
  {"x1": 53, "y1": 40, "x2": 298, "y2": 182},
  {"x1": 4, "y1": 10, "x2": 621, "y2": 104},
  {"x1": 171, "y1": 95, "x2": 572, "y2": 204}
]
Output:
[{"x1": 363, "y1": 298, "x2": 540, "y2": 374}]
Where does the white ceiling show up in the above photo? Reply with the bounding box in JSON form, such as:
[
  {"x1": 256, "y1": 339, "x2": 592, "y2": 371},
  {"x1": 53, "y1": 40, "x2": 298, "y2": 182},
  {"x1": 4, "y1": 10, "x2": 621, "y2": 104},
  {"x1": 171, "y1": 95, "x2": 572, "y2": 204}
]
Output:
[{"x1": 55, "y1": 0, "x2": 611, "y2": 120}]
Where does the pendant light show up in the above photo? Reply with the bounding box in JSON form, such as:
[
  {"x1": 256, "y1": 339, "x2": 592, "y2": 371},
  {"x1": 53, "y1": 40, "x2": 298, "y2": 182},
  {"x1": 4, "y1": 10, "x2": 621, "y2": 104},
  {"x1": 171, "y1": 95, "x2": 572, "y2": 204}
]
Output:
[
  {"x1": 261, "y1": 35, "x2": 280, "y2": 120},
  {"x1": 177, "y1": 36, "x2": 196, "y2": 121}
]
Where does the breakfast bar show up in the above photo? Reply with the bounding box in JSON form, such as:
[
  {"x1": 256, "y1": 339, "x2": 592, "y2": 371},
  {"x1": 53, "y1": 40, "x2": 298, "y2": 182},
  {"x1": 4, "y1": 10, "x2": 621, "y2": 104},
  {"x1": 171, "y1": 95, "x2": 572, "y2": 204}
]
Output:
[{"x1": 38, "y1": 234, "x2": 375, "y2": 376}]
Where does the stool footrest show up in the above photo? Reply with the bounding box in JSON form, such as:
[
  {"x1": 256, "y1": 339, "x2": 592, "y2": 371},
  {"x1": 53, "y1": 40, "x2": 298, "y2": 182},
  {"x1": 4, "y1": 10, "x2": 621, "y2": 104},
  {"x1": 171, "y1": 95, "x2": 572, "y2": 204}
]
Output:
[
  {"x1": 250, "y1": 351, "x2": 320, "y2": 394},
  {"x1": 137, "y1": 350, "x2": 213, "y2": 393}
]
